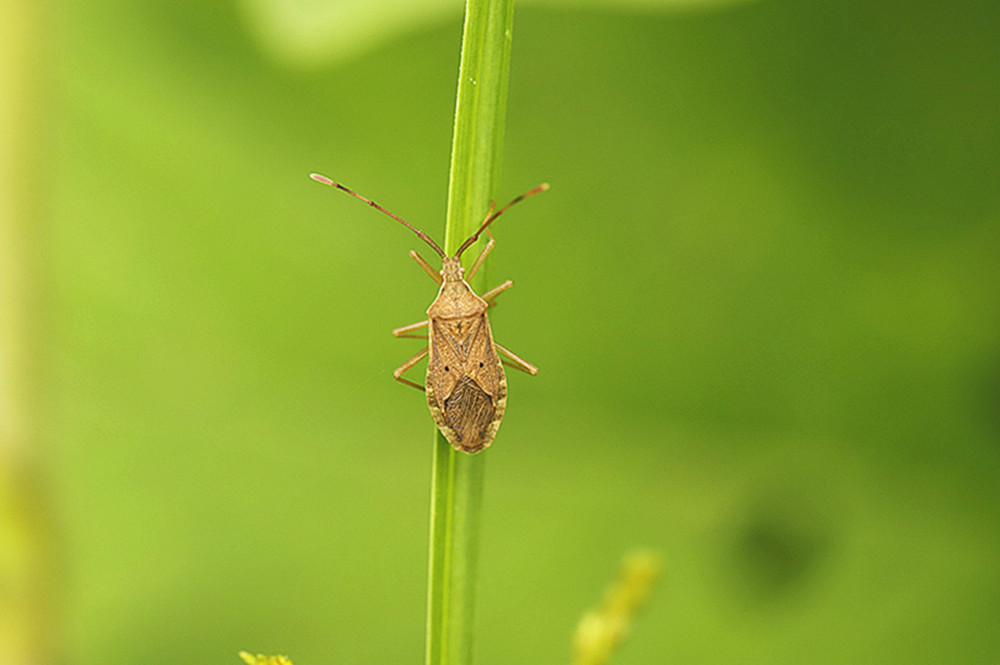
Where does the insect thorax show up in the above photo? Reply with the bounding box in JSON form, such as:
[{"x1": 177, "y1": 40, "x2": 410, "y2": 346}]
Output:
[{"x1": 427, "y1": 279, "x2": 488, "y2": 321}]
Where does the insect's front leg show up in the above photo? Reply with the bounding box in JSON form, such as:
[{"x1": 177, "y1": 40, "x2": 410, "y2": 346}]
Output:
[
  {"x1": 495, "y1": 343, "x2": 538, "y2": 375},
  {"x1": 465, "y1": 228, "x2": 496, "y2": 281},
  {"x1": 394, "y1": 347, "x2": 429, "y2": 391},
  {"x1": 393, "y1": 319, "x2": 429, "y2": 339},
  {"x1": 409, "y1": 250, "x2": 442, "y2": 285}
]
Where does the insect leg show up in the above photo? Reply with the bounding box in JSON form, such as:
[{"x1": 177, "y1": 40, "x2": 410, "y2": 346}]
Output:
[
  {"x1": 409, "y1": 250, "x2": 442, "y2": 285},
  {"x1": 392, "y1": 319, "x2": 429, "y2": 339},
  {"x1": 480, "y1": 280, "x2": 513, "y2": 306},
  {"x1": 495, "y1": 343, "x2": 538, "y2": 375},
  {"x1": 393, "y1": 347, "x2": 429, "y2": 391},
  {"x1": 464, "y1": 228, "x2": 496, "y2": 281}
]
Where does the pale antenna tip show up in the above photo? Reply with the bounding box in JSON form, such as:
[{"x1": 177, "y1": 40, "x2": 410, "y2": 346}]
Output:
[
  {"x1": 310, "y1": 173, "x2": 334, "y2": 186},
  {"x1": 538, "y1": 182, "x2": 551, "y2": 191}
]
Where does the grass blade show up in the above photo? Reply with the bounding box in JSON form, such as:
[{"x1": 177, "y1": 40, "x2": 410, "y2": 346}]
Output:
[{"x1": 426, "y1": 1, "x2": 515, "y2": 665}]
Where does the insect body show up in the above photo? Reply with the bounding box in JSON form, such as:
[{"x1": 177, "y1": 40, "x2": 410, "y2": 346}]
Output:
[{"x1": 311, "y1": 174, "x2": 546, "y2": 453}]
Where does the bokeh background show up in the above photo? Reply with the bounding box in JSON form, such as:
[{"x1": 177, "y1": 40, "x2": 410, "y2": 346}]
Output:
[{"x1": 2, "y1": 0, "x2": 999, "y2": 663}]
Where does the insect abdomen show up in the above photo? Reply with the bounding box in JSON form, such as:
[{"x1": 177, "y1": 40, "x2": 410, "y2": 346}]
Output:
[
  {"x1": 426, "y1": 360, "x2": 507, "y2": 453},
  {"x1": 444, "y1": 376, "x2": 499, "y2": 452}
]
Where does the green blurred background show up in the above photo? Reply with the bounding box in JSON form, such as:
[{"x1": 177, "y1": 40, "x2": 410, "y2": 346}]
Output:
[{"x1": 3, "y1": 0, "x2": 999, "y2": 663}]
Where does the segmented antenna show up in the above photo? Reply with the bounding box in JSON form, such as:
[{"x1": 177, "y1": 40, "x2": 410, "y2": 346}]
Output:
[
  {"x1": 455, "y1": 183, "x2": 550, "y2": 258},
  {"x1": 311, "y1": 173, "x2": 446, "y2": 259}
]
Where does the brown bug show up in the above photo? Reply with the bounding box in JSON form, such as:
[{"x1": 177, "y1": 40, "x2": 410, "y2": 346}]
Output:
[{"x1": 311, "y1": 173, "x2": 546, "y2": 453}]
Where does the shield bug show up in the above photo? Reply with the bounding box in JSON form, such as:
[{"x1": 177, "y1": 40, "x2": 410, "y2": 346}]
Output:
[{"x1": 311, "y1": 173, "x2": 546, "y2": 453}]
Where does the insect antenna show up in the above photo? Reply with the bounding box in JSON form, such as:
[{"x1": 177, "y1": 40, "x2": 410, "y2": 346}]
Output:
[
  {"x1": 455, "y1": 183, "x2": 550, "y2": 258},
  {"x1": 311, "y1": 173, "x2": 446, "y2": 258}
]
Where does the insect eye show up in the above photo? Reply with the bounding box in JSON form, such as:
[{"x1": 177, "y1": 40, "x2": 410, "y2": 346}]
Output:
[
  {"x1": 444, "y1": 366, "x2": 449, "y2": 371},
  {"x1": 479, "y1": 362, "x2": 484, "y2": 367}
]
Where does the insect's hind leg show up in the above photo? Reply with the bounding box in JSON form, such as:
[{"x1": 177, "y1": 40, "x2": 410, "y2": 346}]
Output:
[
  {"x1": 495, "y1": 343, "x2": 538, "y2": 375},
  {"x1": 393, "y1": 319, "x2": 429, "y2": 339},
  {"x1": 394, "y1": 347, "x2": 429, "y2": 390}
]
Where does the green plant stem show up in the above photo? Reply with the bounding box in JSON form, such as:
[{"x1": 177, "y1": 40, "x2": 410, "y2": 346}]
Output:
[
  {"x1": 425, "y1": 1, "x2": 515, "y2": 665},
  {"x1": 442, "y1": 0, "x2": 515, "y2": 258}
]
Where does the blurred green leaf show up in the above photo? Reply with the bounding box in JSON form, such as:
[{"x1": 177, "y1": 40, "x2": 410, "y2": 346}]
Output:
[{"x1": 238, "y1": 0, "x2": 758, "y2": 66}]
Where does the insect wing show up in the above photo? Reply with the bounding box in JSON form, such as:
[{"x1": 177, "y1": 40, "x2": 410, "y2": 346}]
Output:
[
  {"x1": 426, "y1": 315, "x2": 507, "y2": 452},
  {"x1": 427, "y1": 318, "x2": 464, "y2": 399}
]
